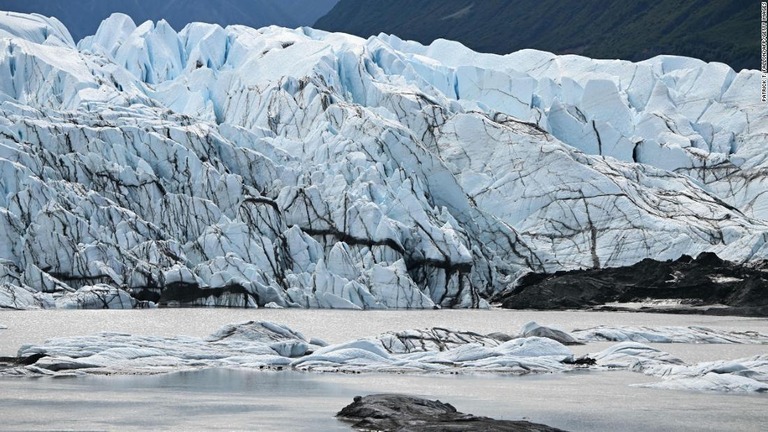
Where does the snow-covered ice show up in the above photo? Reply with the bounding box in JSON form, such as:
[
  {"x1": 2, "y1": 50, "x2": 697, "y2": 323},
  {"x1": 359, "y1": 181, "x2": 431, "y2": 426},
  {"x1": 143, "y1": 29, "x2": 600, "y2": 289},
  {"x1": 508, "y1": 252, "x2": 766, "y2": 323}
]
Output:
[{"x1": 1, "y1": 12, "x2": 767, "y2": 309}]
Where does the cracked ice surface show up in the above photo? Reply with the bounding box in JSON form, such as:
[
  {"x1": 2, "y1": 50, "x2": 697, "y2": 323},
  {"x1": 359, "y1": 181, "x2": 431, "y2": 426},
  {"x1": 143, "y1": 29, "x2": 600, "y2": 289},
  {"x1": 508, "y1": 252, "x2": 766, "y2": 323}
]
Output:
[{"x1": 1, "y1": 12, "x2": 768, "y2": 308}]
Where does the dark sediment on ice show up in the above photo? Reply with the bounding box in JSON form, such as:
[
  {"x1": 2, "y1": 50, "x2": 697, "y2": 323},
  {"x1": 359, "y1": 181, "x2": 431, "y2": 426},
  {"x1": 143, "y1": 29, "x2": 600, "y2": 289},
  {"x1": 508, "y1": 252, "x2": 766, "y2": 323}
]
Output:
[
  {"x1": 0, "y1": 353, "x2": 48, "y2": 368},
  {"x1": 498, "y1": 252, "x2": 768, "y2": 317},
  {"x1": 337, "y1": 394, "x2": 566, "y2": 431}
]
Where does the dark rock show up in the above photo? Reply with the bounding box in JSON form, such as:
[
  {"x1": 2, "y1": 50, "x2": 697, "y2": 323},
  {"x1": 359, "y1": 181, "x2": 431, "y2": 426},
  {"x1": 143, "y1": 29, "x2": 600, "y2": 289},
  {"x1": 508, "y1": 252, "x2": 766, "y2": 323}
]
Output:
[
  {"x1": 499, "y1": 253, "x2": 768, "y2": 317},
  {"x1": 562, "y1": 356, "x2": 597, "y2": 366},
  {"x1": 0, "y1": 353, "x2": 48, "y2": 366},
  {"x1": 337, "y1": 394, "x2": 567, "y2": 431},
  {"x1": 18, "y1": 353, "x2": 48, "y2": 365}
]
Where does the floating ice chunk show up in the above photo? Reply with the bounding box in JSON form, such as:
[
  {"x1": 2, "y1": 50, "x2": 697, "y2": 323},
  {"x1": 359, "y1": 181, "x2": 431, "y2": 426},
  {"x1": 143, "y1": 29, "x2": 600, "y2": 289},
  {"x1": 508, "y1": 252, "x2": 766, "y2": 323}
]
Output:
[
  {"x1": 520, "y1": 321, "x2": 581, "y2": 345},
  {"x1": 377, "y1": 328, "x2": 501, "y2": 354},
  {"x1": 633, "y1": 354, "x2": 768, "y2": 393},
  {"x1": 3, "y1": 323, "x2": 580, "y2": 376},
  {"x1": 10, "y1": 321, "x2": 313, "y2": 375},
  {"x1": 31, "y1": 356, "x2": 101, "y2": 372},
  {"x1": 636, "y1": 372, "x2": 768, "y2": 393},
  {"x1": 11, "y1": 320, "x2": 766, "y2": 393},
  {"x1": 206, "y1": 321, "x2": 309, "y2": 344},
  {"x1": 269, "y1": 340, "x2": 309, "y2": 358},
  {"x1": 293, "y1": 339, "x2": 393, "y2": 367},
  {"x1": 495, "y1": 336, "x2": 573, "y2": 358},
  {"x1": 573, "y1": 326, "x2": 768, "y2": 344},
  {"x1": 592, "y1": 342, "x2": 686, "y2": 372}
]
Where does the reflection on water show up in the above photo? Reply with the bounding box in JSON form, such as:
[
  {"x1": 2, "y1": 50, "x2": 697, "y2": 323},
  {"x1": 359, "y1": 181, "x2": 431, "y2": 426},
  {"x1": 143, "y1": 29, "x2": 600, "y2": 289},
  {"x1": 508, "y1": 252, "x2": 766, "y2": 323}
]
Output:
[
  {"x1": 1, "y1": 370, "x2": 350, "y2": 431},
  {"x1": 1, "y1": 368, "x2": 767, "y2": 431},
  {"x1": 1, "y1": 310, "x2": 767, "y2": 430}
]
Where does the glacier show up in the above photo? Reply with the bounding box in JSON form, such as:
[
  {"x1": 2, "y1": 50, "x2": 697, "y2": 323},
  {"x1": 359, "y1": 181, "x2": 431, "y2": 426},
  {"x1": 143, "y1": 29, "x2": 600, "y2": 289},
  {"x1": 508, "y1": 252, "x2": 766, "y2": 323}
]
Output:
[{"x1": 0, "y1": 11, "x2": 767, "y2": 309}]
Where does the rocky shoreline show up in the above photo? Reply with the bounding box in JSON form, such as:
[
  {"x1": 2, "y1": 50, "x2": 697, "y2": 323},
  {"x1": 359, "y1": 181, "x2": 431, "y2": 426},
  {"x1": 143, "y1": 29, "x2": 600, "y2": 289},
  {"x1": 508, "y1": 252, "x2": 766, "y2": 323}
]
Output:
[{"x1": 499, "y1": 253, "x2": 768, "y2": 317}]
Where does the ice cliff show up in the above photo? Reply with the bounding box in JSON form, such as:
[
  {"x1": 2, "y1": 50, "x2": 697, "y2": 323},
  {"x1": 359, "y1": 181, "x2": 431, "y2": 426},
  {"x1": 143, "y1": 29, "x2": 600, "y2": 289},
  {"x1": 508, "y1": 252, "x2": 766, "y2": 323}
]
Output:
[{"x1": 1, "y1": 11, "x2": 767, "y2": 309}]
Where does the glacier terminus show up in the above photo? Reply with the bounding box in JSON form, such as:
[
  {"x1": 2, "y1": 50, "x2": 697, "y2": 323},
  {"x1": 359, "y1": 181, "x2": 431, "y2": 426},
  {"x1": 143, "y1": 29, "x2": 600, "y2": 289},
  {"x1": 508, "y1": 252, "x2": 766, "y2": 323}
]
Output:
[{"x1": 0, "y1": 11, "x2": 767, "y2": 310}]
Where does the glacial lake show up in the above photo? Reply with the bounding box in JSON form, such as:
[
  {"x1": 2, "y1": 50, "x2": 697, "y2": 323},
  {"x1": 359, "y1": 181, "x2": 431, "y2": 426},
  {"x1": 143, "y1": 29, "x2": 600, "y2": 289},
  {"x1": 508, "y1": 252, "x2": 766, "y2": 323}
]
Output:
[{"x1": 1, "y1": 309, "x2": 767, "y2": 431}]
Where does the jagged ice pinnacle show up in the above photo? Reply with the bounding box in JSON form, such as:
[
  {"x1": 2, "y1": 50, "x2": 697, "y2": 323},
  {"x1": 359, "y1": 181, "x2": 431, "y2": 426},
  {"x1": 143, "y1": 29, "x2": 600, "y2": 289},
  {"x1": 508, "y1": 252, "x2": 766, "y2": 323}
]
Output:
[{"x1": 0, "y1": 11, "x2": 767, "y2": 309}]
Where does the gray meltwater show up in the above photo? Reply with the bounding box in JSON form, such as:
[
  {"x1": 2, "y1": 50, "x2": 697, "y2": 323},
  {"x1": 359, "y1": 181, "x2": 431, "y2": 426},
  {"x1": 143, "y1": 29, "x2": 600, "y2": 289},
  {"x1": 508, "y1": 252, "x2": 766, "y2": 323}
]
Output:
[
  {"x1": 0, "y1": 309, "x2": 767, "y2": 431},
  {"x1": 1, "y1": 369, "x2": 766, "y2": 431}
]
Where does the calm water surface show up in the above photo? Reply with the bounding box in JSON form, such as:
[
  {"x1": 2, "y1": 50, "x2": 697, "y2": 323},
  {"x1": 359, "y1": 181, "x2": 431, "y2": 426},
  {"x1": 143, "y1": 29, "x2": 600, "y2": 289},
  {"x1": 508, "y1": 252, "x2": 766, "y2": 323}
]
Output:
[
  {"x1": 1, "y1": 369, "x2": 766, "y2": 431},
  {"x1": 1, "y1": 309, "x2": 767, "y2": 431}
]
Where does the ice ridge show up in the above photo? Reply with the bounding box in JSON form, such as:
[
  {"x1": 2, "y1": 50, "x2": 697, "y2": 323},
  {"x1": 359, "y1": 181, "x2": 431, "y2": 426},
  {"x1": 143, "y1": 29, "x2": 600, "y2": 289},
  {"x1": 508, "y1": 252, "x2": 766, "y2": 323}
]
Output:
[{"x1": 0, "y1": 12, "x2": 767, "y2": 309}]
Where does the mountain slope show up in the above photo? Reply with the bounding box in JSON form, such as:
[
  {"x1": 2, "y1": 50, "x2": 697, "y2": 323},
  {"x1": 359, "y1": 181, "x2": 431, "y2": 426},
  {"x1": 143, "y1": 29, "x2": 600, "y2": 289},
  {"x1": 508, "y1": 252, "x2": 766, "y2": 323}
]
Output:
[
  {"x1": 314, "y1": 0, "x2": 759, "y2": 71},
  {"x1": 0, "y1": 12, "x2": 766, "y2": 310},
  {"x1": 0, "y1": 0, "x2": 339, "y2": 41}
]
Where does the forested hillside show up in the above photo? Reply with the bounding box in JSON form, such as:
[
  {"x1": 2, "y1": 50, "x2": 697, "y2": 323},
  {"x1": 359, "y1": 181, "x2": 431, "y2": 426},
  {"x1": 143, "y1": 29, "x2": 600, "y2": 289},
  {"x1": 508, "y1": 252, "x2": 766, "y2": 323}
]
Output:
[{"x1": 315, "y1": 0, "x2": 759, "y2": 70}]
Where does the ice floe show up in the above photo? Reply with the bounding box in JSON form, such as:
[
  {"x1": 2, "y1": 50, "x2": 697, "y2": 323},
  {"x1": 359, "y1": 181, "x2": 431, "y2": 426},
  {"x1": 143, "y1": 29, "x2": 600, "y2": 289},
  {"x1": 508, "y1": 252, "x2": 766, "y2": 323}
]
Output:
[
  {"x1": 592, "y1": 342, "x2": 768, "y2": 393},
  {"x1": 3, "y1": 320, "x2": 767, "y2": 393},
  {"x1": 573, "y1": 325, "x2": 768, "y2": 344},
  {"x1": 10, "y1": 321, "x2": 312, "y2": 376},
  {"x1": 5, "y1": 321, "x2": 574, "y2": 376}
]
